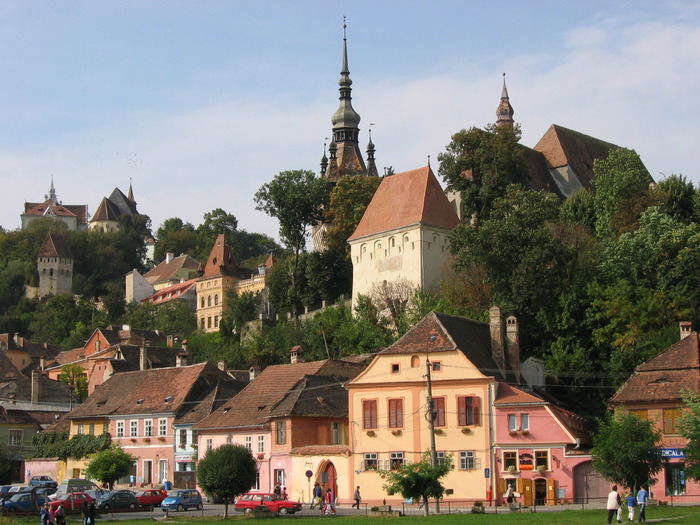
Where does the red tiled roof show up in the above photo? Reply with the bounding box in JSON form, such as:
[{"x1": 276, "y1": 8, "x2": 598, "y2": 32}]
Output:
[
  {"x1": 201, "y1": 234, "x2": 238, "y2": 278},
  {"x1": 38, "y1": 232, "x2": 73, "y2": 258},
  {"x1": 348, "y1": 166, "x2": 459, "y2": 241},
  {"x1": 143, "y1": 279, "x2": 196, "y2": 305},
  {"x1": 494, "y1": 383, "x2": 543, "y2": 404},
  {"x1": 0, "y1": 349, "x2": 23, "y2": 380},
  {"x1": 143, "y1": 255, "x2": 200, "y2": 284},
  {"x1": 23, "y1": 200, "x2": 88, "y2": 225}
]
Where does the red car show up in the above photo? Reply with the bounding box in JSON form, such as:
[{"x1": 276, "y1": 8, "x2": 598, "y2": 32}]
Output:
[
  {"x1": 48, "y1": 492, "x2": 94, "y2": 511},
  {"x1": 234, "y1": 493, "x2": 303, "y2": 515},
  {"x1": 135, "y1": 489, "x2": 167, "y2": 507}
]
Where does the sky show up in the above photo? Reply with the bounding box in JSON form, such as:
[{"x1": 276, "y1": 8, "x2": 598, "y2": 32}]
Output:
[{"x1": 1, "y1": 0, "x2": 699, "y2": 242}]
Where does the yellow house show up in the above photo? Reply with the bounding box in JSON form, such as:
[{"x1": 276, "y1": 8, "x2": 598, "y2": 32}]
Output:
[
  {"x1": 346, "y1": 309, "x2": 520, "y2": 504},
  {"x1": 64, "y1": 415, "x2": 110, "y2": 480}
]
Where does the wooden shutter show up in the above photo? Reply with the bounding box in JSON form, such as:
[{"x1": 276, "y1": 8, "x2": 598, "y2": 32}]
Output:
[{"x1": 473, "y1": 396, "x2": 481, "y2": 426}]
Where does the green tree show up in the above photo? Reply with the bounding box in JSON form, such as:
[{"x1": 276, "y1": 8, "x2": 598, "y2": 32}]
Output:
[
  {"x1": 654, "y1": 174, "x2": 698, "y2": 224},
  {"x1": 438, "y1": 124, "x2": 528, "y2": 226},
  {"x1": 85, "y1": 447, "x2": 136, "y2": 490},
  {"x1": 154, "y1": 217, "x2": 198, "y2": 262},
  {"x1": 197, "y1": 444, "x2": 258, "y2": 518},
  {"x1": 592, "y1": 412, "x2": 665, "y2": 491},
  {"x1": 383, "y1": 452, "x2": 452, "y2": 517},
  {"x1": 58, "y1": 363, "x2": 88, "y2": 402},
  {"x1": 220, "y1": 290, "x2": 260, "y2": 344},
  {"x1": 255, "y1": 170, "x2": 331, "y2": 316},
  {"x1": 0, "y1": 448, "x2": 14, "y2": 484},
  {"x1": 680, "y1": 391, "x2": 700, "y2": 481}
]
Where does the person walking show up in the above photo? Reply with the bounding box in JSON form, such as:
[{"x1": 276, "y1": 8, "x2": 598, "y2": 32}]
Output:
[
  {"x1": 352, "y1": 486, "x2": 361, "y2": 509},
  {"x1": 82, "y1": 499, "x2": 90, "y2": 525},
  {"x1": 625, "y1": 492, "x2": 636, "y2": 522},
  {"x1": 54, "y1": 505, "x2": 66, "y2": 525},
  {"x1": 637, "y1": 485, "x2": 648, "y2": 522},
  {"x1": 606, "y1": 485, "x2": 622, "y2": 524},
  {"x1": 504, "y1": 483, "x2": 515, "y2": 505},
  {"x1": 40, "y1": 503, "x2": 51, "y2": 525},
  {"x1": 311, "y1": 482, "x2": 323, "y2": 510},
  {"x1": 322, "y1": 488, "x2": 336, "y2": 515}
]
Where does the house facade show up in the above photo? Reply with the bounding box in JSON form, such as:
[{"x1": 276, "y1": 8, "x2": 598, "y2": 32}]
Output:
[{"x1": 609, "y1": 323, "x2": 700, "y2": 501}]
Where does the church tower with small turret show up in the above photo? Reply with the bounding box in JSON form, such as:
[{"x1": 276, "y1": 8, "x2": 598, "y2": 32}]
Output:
[{"x1": 496, "y1": 73, "x2": 514, "y2": 129}]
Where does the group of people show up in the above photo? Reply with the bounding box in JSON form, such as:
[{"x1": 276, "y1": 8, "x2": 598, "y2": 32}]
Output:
[
  {"x1": 309, "y1": 482, "x2": 361, "y2": 514},
  {"x1": 40, "y1": 500, "x2": 96, "y2": 525},
  {"x1": 606, "y1": 485, "x2": 649, "y2": 523}
]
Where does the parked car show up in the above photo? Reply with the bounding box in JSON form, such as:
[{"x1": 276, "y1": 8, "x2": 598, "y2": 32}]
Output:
[
  {"x1": 96, "y1": 491, "x2": 140, "y2": 510},
  {"x1": 135, "y1": 489, "x2": 167, "y2": 508},
  {"x1": 35, "y1": 487, "x2": 57, "y2": 498},
  {"x1": 1, "y1": 492, "x2": 47, "y2": 513},
  {"x1": 48, "y1": 492, "x2": 94, "y2": 511},
  {"x1": 29, "y1": 476, "x2": 57, "y2": 488},
  {"x1": 161, "y1": 489, "x2": 202, "y2": 511},
  {"x1": 8, "y1": 485, "x2": 29, "y2": 493},
  {"x1": 234, "y1": 493, "x2": 303, "y2": 515}
]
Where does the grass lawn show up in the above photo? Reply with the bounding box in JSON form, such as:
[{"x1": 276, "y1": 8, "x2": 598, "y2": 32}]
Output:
[{"x1": 3, "y1": 507, "x2": 700, "y2": 524}]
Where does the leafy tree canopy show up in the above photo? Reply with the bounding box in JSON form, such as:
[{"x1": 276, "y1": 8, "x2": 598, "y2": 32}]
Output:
[
  {"x1": 383, "y1": 452, "x2": 452, "y2": 517},
  {"x1": 85, "y1": 446, "x2": 136, "y2": 490},
  {"x1": 197, "y1": 444, "x2": 258, "y2": 518},
  {"x1": 680, "y1": 391, "x2": 700, "y2": 481}
]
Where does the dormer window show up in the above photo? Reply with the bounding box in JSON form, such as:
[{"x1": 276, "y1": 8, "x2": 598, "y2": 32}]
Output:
[
  {"x1": 164, "y1": 396, "x2": 173, "y2": 403},
  {"x1": 136, "y1": 399, "x2": 145, "y2": 405}
]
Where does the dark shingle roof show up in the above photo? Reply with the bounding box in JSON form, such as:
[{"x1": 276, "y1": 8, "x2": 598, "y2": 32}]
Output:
[{"x1": 38, "y1": 233, "x2": 73, "y2": 259}]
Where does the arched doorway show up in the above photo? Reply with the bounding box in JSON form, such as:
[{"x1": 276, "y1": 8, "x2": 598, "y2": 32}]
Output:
[
  {"x1": 317, "y1": 460, "x2": 337, "y2": 499},
  {"x1": 534, "y1": 478, "x2": 547, "y2": 506}
]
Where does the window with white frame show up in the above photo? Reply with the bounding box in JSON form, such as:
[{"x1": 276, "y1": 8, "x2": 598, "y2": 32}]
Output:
[
  {"x1": 363, "y1": 453, "x2": 378, "y2": 471},
  {"x1": 503, "y1": 451, "x2": 517, "y2": 469},
  {"x1": 130, "y1": 420, "x2": 138, "y2": 437},
  {"x1": 390, "y1": 452, "x2": 404, "y2": 470},
  {"x1": 179, "y1": 429, "x2": 188, "y2": 446},
  {"x1": 9, "y1": 429, "x2": 22, "y2": 446},
  {"x1": 206, "y1": 438, "x2": 213, "y2": 451},
  {"x1": 460, "y1": 450, "x2": 476, "y2": 470},
  {"x1": 257, "y1": 435, "x2": 264, "y2": 453},
  {"x1": 226, "y1": 434, "x2": 232, "y2": 445},
  {"x1": 507, "y1": 414, "x2": 518, "y2": 431},
  {"x1": 159, "y1": 418, "x2": 167, "y2": 436},
  {"x1": 535, "y1": 450, "x2": 549, "y2": 470},
  {"x1": 116, "y1": 420, "x2": 125, "y2": 437},
  {"x1": 77, "y1": 424, "x2": 84, "y2": 435},
  {"x1": 253, "y1": 471, "x2": 260, "y2": 491},
  {"x1": 521, "y1": 413, "x2": 530, "y2": 430},
  {"x1": 144, "y1": 419, "x2": 153, "y2": 437},
  {"x1": 436, "y1": 451, "x2": 446, "y2": 466},
  {"x1": 276, "y1": 422, "x2": 286, "y2": 444},
  {"x1": 330, "y1": 422, "x2": 341, "y2": 445},
  {"x1": 245, "y1": 436, "x2": 252, "y2": 450}
]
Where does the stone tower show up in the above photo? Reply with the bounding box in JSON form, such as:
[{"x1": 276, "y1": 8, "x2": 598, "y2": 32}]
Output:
[{"x1": 38, "y1": 232, "x2": 74, "y2": 297}]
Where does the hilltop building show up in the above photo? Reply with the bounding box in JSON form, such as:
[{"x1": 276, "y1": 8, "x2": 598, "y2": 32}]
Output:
[
  {"x1": 90, "y1": 184, "x2": 139, "y2": 232},
  {"x1": 125, "y1": 252, "x2": 200, "y2": 304},
  {"x1": 37, "y1": 232, "x2": 74, "y2": 298},
  {"x1": 21, "y1": 178, "x2": 88, "y2": 231}
]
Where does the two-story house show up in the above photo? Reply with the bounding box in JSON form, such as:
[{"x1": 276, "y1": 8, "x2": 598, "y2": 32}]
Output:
[{"x1": 609, "y1": 322, "x2": 700, "y2": 501}]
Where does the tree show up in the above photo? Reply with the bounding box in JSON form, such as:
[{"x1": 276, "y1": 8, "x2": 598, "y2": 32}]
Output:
[
  {"x1": 438, "y1": 124, "x2": 528, "y2": 226},
  {"x1": 592, "y1": 412, "x2": 665, "y2": 491},
  {"x1": 58, "y1": 363, "x2": 88, "y2": 402},
  {"x1": 220, "y1": 290, "x2": 260, "y2": 344},
  {"x1": 85, "y1": 447, "x2": 136, "y2": 489},
  {"x1": 680, "y1": 391, "x2": 700, "y2": 481},
  {"x1": 383, "y1": 452, "x2": 452, "y2": 517},
  {"x1": 197, "y1": 444, "x2": 258, "y2": 518},
  {"x1": 255, "y1": 170, "x2": 331, "y2": 316},
  {"x1": 196, "y1": 208, "x2": 239, "y2": 258},
  {"x1": 0, "y1": 448, "x2": 14, "y2": 484},
  {"x1": 154, "y1": 218, "x2": 198, "y2": 262}
]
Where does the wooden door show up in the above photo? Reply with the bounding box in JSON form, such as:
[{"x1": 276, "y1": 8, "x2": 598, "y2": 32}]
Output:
[{"x1": 517, "y1": 478, "x2": 533, "y2": 506}]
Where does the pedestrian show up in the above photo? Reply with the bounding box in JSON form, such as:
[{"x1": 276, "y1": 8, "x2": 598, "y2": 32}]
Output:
[
  {"x1": 323, "y1": 488, "x2": 336, "y2": 515},
  {"x1": 504, "y1": 483, "x2": 515, "y2": 505},
  {"x1": 352, "y1": 486, "x2": 361, "y2": 509},
  {"x1": 311, "y1": 482, "x2": 323, "y2": 509},
  {"x1": 88, "y1": 500, "x2": 96, "y2": 525},
  {"x1": 274, "y1": 483, "x2": 281, "y2": 497},
  {"x1": 637, "y1": 485, "x2": 648, "y2": 522},
  {"x1": 606, "y1": 485, "x2": 622, "y2": 524},
  {"x1": 54, "y1": 505, "x2": 66, "y2": 525},
  {"x1": 40, "y1": 503, "x2": 51, "y2": 525},
  {"x1": 625, "y1": 492, "x2": 636, "y2": 522},
  {"x1": 48, "y1": 505, "x2": 55, "y2": 525},
  {"x1": 281, "y1": 486, "x2": 288, "y2": 500},
  {"x1": 82, "y1": 499, "x2": 90, "y2": 525}
]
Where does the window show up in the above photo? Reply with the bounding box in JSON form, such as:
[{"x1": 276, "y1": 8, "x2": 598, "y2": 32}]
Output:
[
  {"x1": 89, "y1": 423, "x2": 95, "y2": 435},
  {"x1": 103, "y1": 422, "x2": 109, "y2": 435},
  {"x1": 116, "y1": 421, "x2": 125, "y2": 438},
  {"x1": 458, "y1": 396, "x2": 480, "y2": 426},
  {"x1": 77, "y1": 424, "x2": 84, "y2": 435},
  {"x1": 200, "y1": 297, "x2": 205, "y2": 308},
  {"x1": 664, "y1": 408, "x2": 683, "y2": 434},
  {"x1": 200, "y1": 318, "x2": 205, "y2": 329},
  {"x1": 390, "y1": 452, "x2": 404, "y2": 470},
  {"x1": 364, "y1": 453, "x2": 378, "y2": 470},
  {"x1": 388, "y1": 399, "x2": 403, "y2": 428},
  {"x1": 245, "y1": 436, "x2": 252, "y2": 450},
  {"x1": 460, "y1": 450, "x2": 476, "y2": 470},
  {"x1": 363, "y1": 399, "x2": 378, "y2": 429},
  {"x1": 179, "y1": 429, "x2": 187, "y2": 446},
  {"x1": 629, "y1": 409, "x2": 648, "y2": 420},
  {"x1": 274, "y1": 469, "x2": 285, "y2": 486},
  {"x1": 226, "y1": 434, "x2": 232, "y2": 445},
  {"x1": 258, "y1": 435, "x2": 265, "y2": 453},
  {"x1": 535, "y1": 450, "x2": 549, "y2": 470},
  {"x1": 207, "y1": 296, "x2": 212, "y2": 307},
  {"x1": 214, "y1": 316, "x2": 219, "y2": 328},
  {"x1": 206, "y1": 439, "x2": 213, "y2": 451},
  {"x1": 433, "y1": 397, "x2": 446, "y2": 427},
  {"x1": 276, "y1": 422, "x2": 286, "y2": 444},
  {"x1": 130, "y1": 420, "x2": 138, "y2": 437},
  {"x1": 144, "y1": 420, "x2": 153, "y2": 437},
  {"x1": 254, "y1": 471, "x2": 260, "y2": 491},
  {"x1": 159, "y1": 418, "x2": 167, "y2": 436},
  {"x1": 431, "y1": 361, "x2": 441, "y2": 372},
  {"x1": 9, "y1": 429, "x2": 22, "y2": 446},
  {"x1": 330, "y1": 422, "x2": 341, "y2": 445},
  {"x1": 503, "y1": 451, "x2": 517, "y2": 469},
  {"x1": 508, "y1": 414, "x2": 518, "y2": 431},
  {"x1": 207, "y1": 317, "x2": 212, "y2": 328},
  {"x1": 411, "y1": 355, "x2": 420, "y2": 368},
  {"x1": 391, "y1": 363, "x2": 400, "y2": 374},
  {"x1": 521, "y1": 413, "x2": 529, "y2": 430},
  {"x1": 436, "y1": 451, "x2": 446, "y2": 466},
  {"x1": 214, "y1": 294, "x2": 219, "y2": 305}
]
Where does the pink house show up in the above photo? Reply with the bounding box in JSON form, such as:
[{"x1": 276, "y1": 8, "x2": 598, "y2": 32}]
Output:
[{"x1": 493, "y1": 383, "x2": 599, "y2": 505}]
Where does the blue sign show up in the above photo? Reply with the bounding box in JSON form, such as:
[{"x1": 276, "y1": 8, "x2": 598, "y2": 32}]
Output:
[
  {"x1": 484, "y1": 468, "x2": 490, "y2": 479},
  {"x1": 661, "y1": 448, "x2": 685, "y2": 458}
]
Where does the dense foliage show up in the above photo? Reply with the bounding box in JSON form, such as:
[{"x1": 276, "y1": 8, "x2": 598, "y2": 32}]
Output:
[
  {"x1": 383, "y1": 452, "x2": 452, "y2": 517},
  {"x1": 197, "y1": 444, "x2": 258, "y2": 518},
  {"x1": 680, "y1": 391, "x2": 700, "y2": 481},
  {"x1": 32, "y1": 431, "x2": 112, "y2": 460},
  {"x1": 85, "y1": 447, "x2": 136, "y2": 490}
]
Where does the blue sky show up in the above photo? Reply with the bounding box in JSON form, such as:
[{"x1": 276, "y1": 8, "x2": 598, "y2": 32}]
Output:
[{"x1": 1, "y1": 0, "x2": 699, "y2": 241}]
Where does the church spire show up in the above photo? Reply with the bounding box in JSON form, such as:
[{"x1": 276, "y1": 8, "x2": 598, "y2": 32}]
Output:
[
  {"x1": 128, "y1": 177, "x2": 135, "y2": 203},
  {"x1": 496, "y1": 72, "x2": 514, "y2": 129},
  {"x1": 366, "y1": 127, "x2": 378, "y2": 177},
  {"x1": 46, "y1": 175, "x2": 57, "y2": 202},
  {"x1": 324, "y1": 17, "x2": 366, "y2": 181}
]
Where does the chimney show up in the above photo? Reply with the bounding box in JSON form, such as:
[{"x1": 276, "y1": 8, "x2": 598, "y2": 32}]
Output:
[
  {"x1": 181, "y1": 339, "x2": 189, "y2": 353},
  {"x1": 139, "y1": 343, "x2": 148, "y2": 371},
  {"x1": 489, "y1": 306, "x2": 506, "y2": 373},
  {"x1": 249, "y1": 366, "x2": 260, "y2": 381},
  {"x1": 166, "y1": 252, "x2": 174, "y2": 264},
  {"x1": 176, "y1": 353, "x2": 188, "y2": 367},
  {"x1": 31, "y1": 370, "x2": 42, "y2": 404},
  {"x1": 290, "y1": 345, "x2": 304, "y2": 364},
  {"x1": 505, "y1": 316, "x2": 520, "y2": 382},
  {"x1": 167, "y1": 335, "x2": 174, "y2": 348},
  {"x1": 40, "y1": 355, "x2": 46, "y2": 371},
  {"x1": 218, "y1": 360, "x2": 226, "y2": 372},
  {"x1": 13, "y1": 333, "x2": 20, "y2": 345},
  {"x1": 680, "y1": 321, "x2": 693, "y2": 340}
]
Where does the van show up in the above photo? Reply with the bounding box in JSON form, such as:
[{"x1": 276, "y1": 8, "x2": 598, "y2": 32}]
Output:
[
  {"x1": 161, "y1": 489, "x2": 203, "y2": 511},
  {"x1": 55, "y1": 479, "x2": 99, "y2": 498}
]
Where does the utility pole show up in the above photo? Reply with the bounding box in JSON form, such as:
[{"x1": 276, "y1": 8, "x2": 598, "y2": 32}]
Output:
[{"x1": 425, "y1": 338, "x2": 440, "y2": 513}]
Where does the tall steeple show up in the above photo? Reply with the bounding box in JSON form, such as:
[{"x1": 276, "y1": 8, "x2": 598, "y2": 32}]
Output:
[
  {"x1": 366, "y1": 128, "x2": 378, "y2": 177},
  {"x1": 323, "y1": 18, "x2": 367, "y2": 181},
  {"x1": 496, "y1": 72, "x2": 514, "y2": 129},
  {"x1": 46, "y1": 175, "x2": 57, "y2": 202}
]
